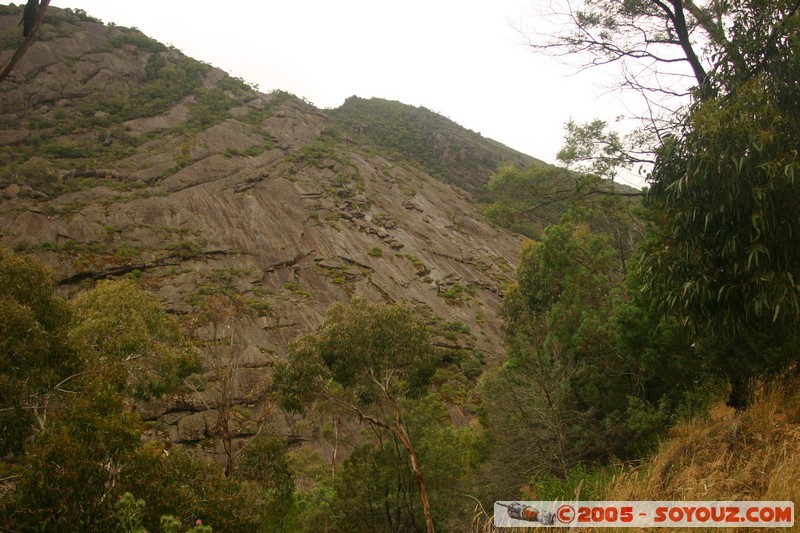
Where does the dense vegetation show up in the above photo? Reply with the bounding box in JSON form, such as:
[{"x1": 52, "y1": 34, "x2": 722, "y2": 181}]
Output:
[
  {"x1": 329, "y1": 96, "x2": 535, "y2": 195},
  {"x1": 475, "y1": 0, "x2": 800, "y2": 510}
]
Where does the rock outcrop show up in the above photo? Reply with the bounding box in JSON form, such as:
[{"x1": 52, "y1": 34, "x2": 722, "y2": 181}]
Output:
[{"x1": 0, "y1": 6, "x2": 526, "y2": 464}]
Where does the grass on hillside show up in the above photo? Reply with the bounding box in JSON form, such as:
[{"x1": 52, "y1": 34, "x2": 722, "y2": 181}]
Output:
[{"x1": 472, "y1": 377, "x2": 800, "y2": 532}]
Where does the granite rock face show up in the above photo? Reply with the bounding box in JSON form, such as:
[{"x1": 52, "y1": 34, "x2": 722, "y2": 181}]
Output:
[{"x1": 0, "y1": 6, "x2": 526, "y2": 462}]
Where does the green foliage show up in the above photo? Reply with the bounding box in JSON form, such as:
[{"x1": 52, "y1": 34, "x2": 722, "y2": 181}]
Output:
[
  {"x1": 283, "y1": 281, "x2": 310, "y2": 298},
  {"x1": 105, "y1": 32, "x2": 168, "y2": 53},
  {"x1": 120, "y1": 446, "x2": 262, "y2": 532},
  {"x1": 116, "y1": 493, "x2": 218, "y2": 533},
  {"x1": 160, "y1": 515, "x2": 183, "y2": 533},
  {"x1": 116, "y1": 492, "x2": 147, "y2": 533},
  {"x1": 612, "y1": 266, "x2": 714, "y2": 426},
  {"x1": 330, "y1": 96, "x2": 533, "y2": 193},
  {"x1": 642, "y1": 6, "x2": 800, "y2": 407},
  {"x1": 330, "y1": 97, "x2": 450, "y2": 178},
  {"x1": 331, "y1": 442, "x2": 419, "y2": 531},
  {"x1": 278, "y1": 299, "x2": 437, "y2": 405},
  {"x1": 287, "y1": 141, "x2": 336, "y2": 166},
  {"x1": 460, "y1": 354, "x2": 483, "y2": 380},
  {"x1": 367, "y1": 246, "x2": 383, "y2": 257},
  {"x1": 63, "y1": 7, "x2": 103, "y2": 24},
  {"x1": 282, "y1": 448, "x2": 335, "y2": 533},
  {"x1": 186, "y1": 88, "x2": 236, "y2": 130},
  {"x1": 503, "y1": 222, "x2": 620, "y2": 331},
  {"x1": 408, "y1": 398, "x2": 482, "y2": 517},
  {"x1": 233, "y1": 434, "x2": 295, "y2": 532},
  {"x1": 276, "y1": 298, "x2": 438, "y2": 409},
  {"x1": 0, "y1": 41, "x2": 250, "y2": 177},
  {"x1": 477, "y1": 221, "x2": 697, "y2": 503},
  {"x1": 6, "y1": 379, "x2": 141, "y2": 531},
  {"x1": 247, "y1": 298, "x2": 272, "y2": 315},
  {"x1": 215, "y1": 73, "x2": 256, "y2": 95},
  {"x1": 167, "y1": 239, "x2": 204, "y2": 258},
  {"x1": 484, "y1": 163, "x2": 576, "y2": 238},
  {"x1": 186, "y1": 280, "x2": 235, "y2": 307},
  {"x1": 531, "y1": 463, "x2": 619, "y2": 501},
  {"x1": 484, "y1": 160, "x2": 642, "y2": 241},
  {"x1": 645, "y1": 78, "x2": 800, "y2": 333},
  {"x1": 402, "y1": 254, "x2": 427, "y2": 274},
  {"x1": 275, "y1": 299, "x2": 445, "y2": 530},
  {"x1": 557, "y1": 119, "x2": 628, "y2": 180},
  {"x1": 439, "y1": 283, "x2": 476, "y2": 305},
  {"x1": 0, "y1": 247, "x2": 80, "y2": 455},
  {"x1": 159, "y1": 514, "x2": 212, "y2": 533},
  {"x1": 78, "y1": 53, "x2": 209, "y2": 124},
  {"x1": 328, "y1": 398, "x2": 478, "y2": 532},
  {"x1": 68, "y1": 279, "x2": 200, "y2": 399},
  {"x1": 0, "y1": 256, "x2": 225, "y2": 530},
  {"x1": 443, "y1": 319, "x2": 470, "y2": 335}
]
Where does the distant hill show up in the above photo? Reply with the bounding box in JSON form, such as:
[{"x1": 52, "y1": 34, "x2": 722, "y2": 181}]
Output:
[{"x1": 329, "y1": 96, "x2": 539, "y2": 196}]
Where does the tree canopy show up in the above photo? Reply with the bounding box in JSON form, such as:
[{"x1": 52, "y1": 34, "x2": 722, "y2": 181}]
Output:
[
  {"x1": 275, "y1": 298, "x2": 441, "y2": 532},
  {"x1": 526, "y1": 0, "x2": 800, "y2": 409},
  {"x1": 0, "y1": 247, "x2": 79, "y2": 454}
]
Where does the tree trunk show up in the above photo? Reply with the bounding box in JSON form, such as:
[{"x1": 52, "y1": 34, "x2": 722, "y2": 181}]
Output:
[
  {"x1": 666, "y1": 0, "x2": 709, "y2": 91},
  {"x1": 393, "y1": 414, "x2": 434, "y2": 533}
]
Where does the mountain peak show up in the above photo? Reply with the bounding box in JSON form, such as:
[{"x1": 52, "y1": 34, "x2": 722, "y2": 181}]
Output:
[{"x1": 330, "y1": 95, "x2": 538, "y2": 195}]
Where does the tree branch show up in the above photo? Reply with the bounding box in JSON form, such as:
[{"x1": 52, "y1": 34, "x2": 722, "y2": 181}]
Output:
[{"x1": 0, "y1": 1, "x2": 51, "y2": 84}]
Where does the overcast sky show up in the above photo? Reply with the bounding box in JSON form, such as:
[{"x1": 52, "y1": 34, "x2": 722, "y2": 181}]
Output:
[{"x1": 48, "y1": 0, "x2": 646, "y2": 188}]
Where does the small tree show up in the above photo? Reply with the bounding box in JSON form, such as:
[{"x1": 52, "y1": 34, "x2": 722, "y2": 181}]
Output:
[
  {"x1": 0, "y1": 247, "x2": 80, "y2": 454},
  {"x1": 495, "y1": 223, "x2": 629, "y2": 463},
  {"x1": 274, "y1": 298, "x2": 440, "y2": 533},
  {"x1": 187, "y1": 294, "x2": 271, "y2": 477},
  {"x1": 233, "y1": 433, "x2": 294, "y2": 531},
  {"x1": 0, "y1": 263, "x2": 208, "y2": 529}
]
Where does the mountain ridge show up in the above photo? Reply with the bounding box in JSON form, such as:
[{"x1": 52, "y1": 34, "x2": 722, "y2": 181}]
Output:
[{"x1": 329, "y1": 95, "x2": 539, "y2": 196}]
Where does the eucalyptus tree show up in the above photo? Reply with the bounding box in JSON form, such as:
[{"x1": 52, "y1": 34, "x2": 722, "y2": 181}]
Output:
[
  {"x1": 274, "y1": 298, "x2": 440, "y2": 533},
  {"x1": 640, "y1": 5, "x2": 800, "y2": 406},
  {"x1": 527, "y1": 0, "x2": 800, "y2": 408},
  {"x1": 0, "y1": 247, "x2": 79, "y2": 454}
]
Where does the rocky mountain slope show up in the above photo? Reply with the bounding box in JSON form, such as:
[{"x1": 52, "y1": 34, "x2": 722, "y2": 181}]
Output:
[{"x1": 0, "y1": 6, "x2": 527, "y2": 458}]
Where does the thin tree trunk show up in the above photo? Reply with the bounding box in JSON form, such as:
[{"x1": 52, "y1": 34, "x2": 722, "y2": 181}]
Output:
[
  {"x1": 393, "y1": 413, "x2": 434, "y2": 533},
  {"x1": 331, "y1": 416, "x2": 338, "y2": 481},
  {"x1": 349, "y1": 374, "x2": 436, "y2": 533}
]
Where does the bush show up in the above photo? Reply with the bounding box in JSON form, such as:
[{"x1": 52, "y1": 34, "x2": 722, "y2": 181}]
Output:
[{"x1": 531, "y1": 463, "x2": 619, "y2": 501}]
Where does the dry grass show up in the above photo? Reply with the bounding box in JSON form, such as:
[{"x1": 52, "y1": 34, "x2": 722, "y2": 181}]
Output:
[
  {"x1": 608, "y1": 379, "x2": 800, "y2": 504},
  {"x1": 472, "y1": 378, "x2": 800, "y2": 532}
]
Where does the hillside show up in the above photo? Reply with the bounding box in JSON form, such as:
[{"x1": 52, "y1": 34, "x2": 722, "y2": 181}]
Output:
[
  {"x1": 0, "y1": 6, "x2": 527, "y2": 456},
  {"x1": 475, "y1": 381, "x2": 800, "y2": 532},
  {"x1": 329, "y1": 96, "x2": 538, "y2": 195},
  {"x1": 608, "y1": 382, "x2": 800, "y2": 507}
]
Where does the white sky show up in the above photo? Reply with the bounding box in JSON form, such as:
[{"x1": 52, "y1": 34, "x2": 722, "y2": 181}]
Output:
[{"x1": 47, "y1": 0, "x2": 647, "y2": 188}]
